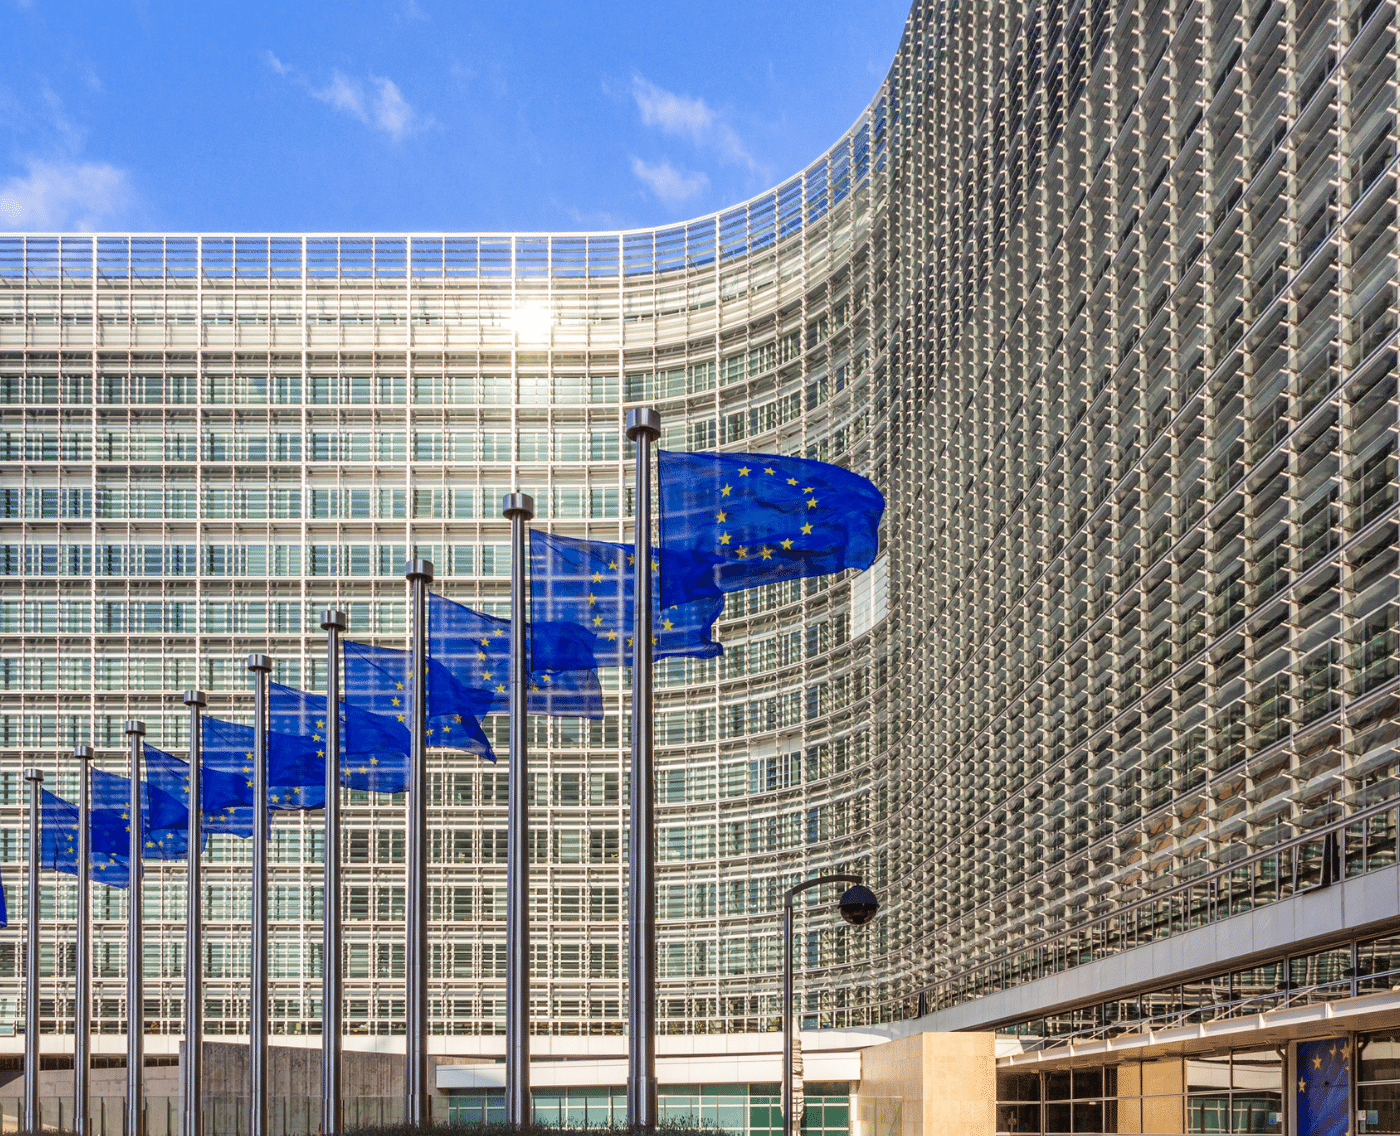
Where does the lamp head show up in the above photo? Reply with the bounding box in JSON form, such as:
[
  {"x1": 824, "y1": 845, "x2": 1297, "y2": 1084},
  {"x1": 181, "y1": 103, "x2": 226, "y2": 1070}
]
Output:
[{"x1": 838, "y1": 885, "x2": 879, "y2": 926}]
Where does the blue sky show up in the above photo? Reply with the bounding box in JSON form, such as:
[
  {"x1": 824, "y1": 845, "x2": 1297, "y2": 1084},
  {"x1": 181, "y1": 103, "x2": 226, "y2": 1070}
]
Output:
[{"x1": 0, "y1": 0, "x2": 909, "y2": 234}]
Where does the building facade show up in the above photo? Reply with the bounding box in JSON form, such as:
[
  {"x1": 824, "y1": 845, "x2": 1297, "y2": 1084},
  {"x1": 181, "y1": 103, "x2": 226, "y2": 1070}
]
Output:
[{"x1": 4, "y1": 0, "x2": 1400, "y2": 1131}]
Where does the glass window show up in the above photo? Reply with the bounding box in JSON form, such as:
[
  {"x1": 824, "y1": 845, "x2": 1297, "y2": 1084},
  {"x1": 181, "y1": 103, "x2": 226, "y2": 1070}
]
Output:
[{"x1": 1363, "y1": 1033, "x2": 1400, "y2": 1083}]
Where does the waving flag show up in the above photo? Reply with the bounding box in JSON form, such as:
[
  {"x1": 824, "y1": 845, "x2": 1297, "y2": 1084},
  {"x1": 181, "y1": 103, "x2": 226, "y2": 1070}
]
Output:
[
  {"x1": 657, "y1": 450, "x2": 884, "y2": 607},
  {"x1": 202, "y1": 716, "x2": 325, "y2": 812},
  {"x1": 41, "y1": 789, "x2": 129, "y2": 888},
  {"x1": 427, "y1": 592, "x2": 603, "y2": 720},
  {"x1": 530, "y1": 530, "x2": 722, "y2": 670},
  {"x1": 144, "y1": 743, "x2": 255, "y2": 841},
  {"x1": 342, "y1": 642, "x2": 495, "y2": 763}
]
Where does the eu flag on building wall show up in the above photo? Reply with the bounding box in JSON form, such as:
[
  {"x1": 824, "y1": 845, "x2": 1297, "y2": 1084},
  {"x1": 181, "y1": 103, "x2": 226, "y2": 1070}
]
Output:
[
  {"x1": 1297, "y1": 1037, "x2": 1349, "y2": 1136},
  {"x1": 202, "y1": 716, "x2": 326, "y2": 813},
  {"x1": 427, "y1": 591, "x2": 603, "y2": 720},
  {"x1": 657, "y1": 450, "x2": 884, "y2": 607},
  {"x1": 40, "y1": 789, "x2": 129, "y2": 888},
  {"x1": 342, "y1": 641, "x2": 496, "y2": 763},
  {"x1": 529, "y1": 531, "x2": 723, "y2": 670},
  {"x1": 144, "y1": 743, "x2": 255, "y2": 841}
]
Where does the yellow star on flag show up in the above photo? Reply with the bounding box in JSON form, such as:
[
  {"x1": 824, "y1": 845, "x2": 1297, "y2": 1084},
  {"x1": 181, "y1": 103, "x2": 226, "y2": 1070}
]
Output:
[
  {"x1": 662, "y1": 619, "x2": 674, "y2": 630},
  {"x1": 765, "y1": 467, "x2": 775, "y2": 475},
  {"x1": 721, "y1": 484, "x2": 732, "y2": 496},
  {"x1": 739, "y1": 466, "x2": 750, "y2": 476},
  {"x1": 592, "y1": 572, "x2": 602, "y2": 582},
  {"x1": 716, "y1": 510, "x2": 727, "y2": 522},
  {"x1": 736, "y1": 546, "x2": 748, "y2": 558},
  {"x1": 593, "y1": 615, "x2": 603, "y2": 626},
  {"x1": 802, "y1": 522, "x2": 813, "y2": 534},
  {"x1": 761, "y1": 547, "x2": 773, "y2": 560},
  {"x1": 787, "y1": 477, "x2": 798, "y2": 485},
  {"x1": 781, "y1": 539, "x2": 794, "y2": 549},
  {"x1": 807, "y1": 497, "x2": 818, "y2": 508},
  {"x1": 719, "y1": 532, "x2": 731, "y2": 545}
]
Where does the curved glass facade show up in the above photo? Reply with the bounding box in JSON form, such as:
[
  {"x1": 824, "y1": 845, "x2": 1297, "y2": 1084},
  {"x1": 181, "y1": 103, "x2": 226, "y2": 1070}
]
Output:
[{"x1": 4, "y1": 0, "x2": 1400, "y2": 1068}]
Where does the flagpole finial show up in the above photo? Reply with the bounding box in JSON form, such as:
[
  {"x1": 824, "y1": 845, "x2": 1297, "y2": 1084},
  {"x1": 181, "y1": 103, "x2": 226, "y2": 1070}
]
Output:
[
  {"x1": 23, "y1": 768, "x2": 42, "y2": 783},
  {"x1": 320, "y1": 610, "x2": 348, "y2": 632},
  {"x1": 626, "y1": 407, "x2": 661, "y2": 440},
  {"x1": 182, "y1": 690, "x2": 207, "y2": 708},
  {"x1": 246, "y1": 655, "x2": 272, "y2": 674},
  {"x1": 502, "y1": 492, "x2": 535, "y2": 520},
  {"x1": 404, "y1": 559, "x2": 434, "y2": 582},
  {"x1": 123, "y1": 720, "x2": 146, "y2": 737},
  {"x1": 72, "y1": 745, "x2": 94, "y2": 761}
]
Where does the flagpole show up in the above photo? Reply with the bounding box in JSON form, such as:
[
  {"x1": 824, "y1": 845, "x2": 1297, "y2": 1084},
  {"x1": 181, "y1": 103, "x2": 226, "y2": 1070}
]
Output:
[
  {"x1": 404, "y1": 561, "x2": 433, "y2": 1127},
  {"x1": 181, "y1": 691, "x2": 206, "y2": 1136},
  {"x1": 124, "y1": 720, "x2": 146, "y2": 1136},
  {"x1": 624, "y1": 407, "x2": 660, "y2": 1129},
  {"x1": 246, "y1": 657, "x2": 271, "y2": 1136},
  {"x1": 23, "y1": 766, "x2": 42, "y2": 1135},
  {"x1": 502, "y1": 492, "x2": 535, "y2": 1128},
  {"x1": 73, "y1": 746, "x2": 94, "y2": 1136},
  {"x1": 319, "y1": 610, "x2": 347, "y2": 1136}
]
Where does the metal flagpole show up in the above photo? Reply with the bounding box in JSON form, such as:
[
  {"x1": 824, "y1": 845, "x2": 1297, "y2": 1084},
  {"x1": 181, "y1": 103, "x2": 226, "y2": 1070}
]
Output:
[
  {"x1": 181, "y1": 691, "x2": 206, "y2": 1136},
  {"x1": 23, "y1": 766, "x2": 42, "y2": 1135},
  {"x1": 502, "y1": 492, "x2": 534, "y2": 1128},
  {"x1": 404, "y1": 561, "x2": 433, "y2": 1127},
  {"x1": 319, "y1": 611, "x2": 346, "y2": 1136},
  {"x1": 73, "y1": 746, "x2": 94, "y2": 1136},
  {"x1": 780, "y1": 875, "x2": 860, "y2": 1136},
  {"x1": 124, "y1": 720, "x2": 146, "y2": 1136},
  {"x1": 246, "y1": 657, "x2": 271, "y2": 1136},
  {"x1": 624, "y1": 407, "x2": 660, "y2": 1129}
]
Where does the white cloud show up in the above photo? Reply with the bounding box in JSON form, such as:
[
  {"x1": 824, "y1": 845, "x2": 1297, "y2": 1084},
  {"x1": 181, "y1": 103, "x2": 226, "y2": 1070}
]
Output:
[
  {"x1": 630, "y1": 156, "x2": 709, "y2": 204},
  {"x1": 0, "y1": 158, "x2": 132, "y2": 231},
  {"x1": 630, "y1": 75, "x2": 755, "y2": 170},
  {"x1": 268, "y1": 55, "x2": 428, "y2": 142},
  {"x1": 369, "y1": 78, "x2": 414, "y2": 140}
]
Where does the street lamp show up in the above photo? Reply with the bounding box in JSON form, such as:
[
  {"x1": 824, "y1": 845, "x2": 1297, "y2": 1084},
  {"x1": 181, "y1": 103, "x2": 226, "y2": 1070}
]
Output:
[{"x1": 781, "y1": 877, "x2": 880, "y2": 1136}]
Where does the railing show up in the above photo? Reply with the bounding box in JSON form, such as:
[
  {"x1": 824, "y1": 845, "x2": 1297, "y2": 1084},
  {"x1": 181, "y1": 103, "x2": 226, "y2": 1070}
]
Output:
[
  {"x1": 1004, "y1": 968, "x2": 1393, "y2": 1054},
  {"x1": 927, "y1": 794, "x2": 1400, "y2": 1018}
]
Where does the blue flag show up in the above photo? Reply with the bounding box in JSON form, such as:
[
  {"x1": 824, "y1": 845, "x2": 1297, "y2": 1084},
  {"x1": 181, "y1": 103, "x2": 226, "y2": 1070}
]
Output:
[
  {"x1": 426, "y1": 594, "x2": 511, "y2": 712},
  {"x1": 428, "y1": 592, "x2": 604, "y2": 720},
  {"x1": 657, "y1": 450, "x2": 884, "y2": 606},
  {"x1": 342, "y1": 643, "x2": 496, "y2": 763},
  {"x1": 530, "y1": 530, "x2": 722, "y2": 669},
  {"x1": 202, "y1": 716, "x2": 326, "y2": 812},
  {"x1": 144, "y1": 744, "x2": 255, "y2": 841},
  {"x1": 41, "y1": 789, "x2": 129, "y2": 888},
  {"x1": 268, "y1": 681, "x2": 411, "y2": 792}
]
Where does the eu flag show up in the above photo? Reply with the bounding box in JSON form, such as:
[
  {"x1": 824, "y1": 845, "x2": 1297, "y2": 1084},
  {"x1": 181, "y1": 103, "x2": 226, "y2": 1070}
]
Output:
[
  {"x1": 272, "y1": 678, "x2": 411, "y2": 793},
  {"x1": 144, "y1": 744, "x2": 255, "y2": 841},
  {"x1": 342, "y1": 642, "x2": 496, "y2": 762},
  {"x1": 41, "y1": 789, "x2": 130, "y2": 888},
  {"x1": 426, "y1": 594, "x2": 511, "y2": 712},
  {"x1": 530, "y1": 530, "x2": 722, "y2": 669},
  {"x1": 1297, "y1": 1038, "x2": 1349, "y2": 1136},
  {"x1": 657, "y1": 450, "x2": 884, "y2": 606},
  {"x1": 427, "y1": 592, "x2": 603, "y2": 719},
  {"x1": 202, "y1": 716, "x2": 326, "y2": 813}
]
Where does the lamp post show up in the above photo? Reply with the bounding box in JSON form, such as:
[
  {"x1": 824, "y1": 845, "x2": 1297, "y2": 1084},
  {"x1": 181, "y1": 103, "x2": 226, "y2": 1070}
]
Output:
[{"x1": 781, "y1": 878, "x2": 879, "y2": 1136}]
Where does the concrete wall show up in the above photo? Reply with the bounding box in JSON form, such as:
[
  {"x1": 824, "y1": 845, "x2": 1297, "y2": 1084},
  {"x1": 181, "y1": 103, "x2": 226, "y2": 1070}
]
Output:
[{"x1": 856, "y1": 1032, "x2": 995, "y2": 1136}]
